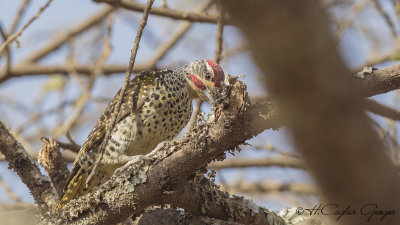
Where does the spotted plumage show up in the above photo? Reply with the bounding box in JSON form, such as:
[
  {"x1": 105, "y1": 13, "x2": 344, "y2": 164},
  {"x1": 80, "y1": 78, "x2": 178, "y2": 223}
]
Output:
[{"x1": 57, "y1": 60, "x2": 226, "y2": 210}]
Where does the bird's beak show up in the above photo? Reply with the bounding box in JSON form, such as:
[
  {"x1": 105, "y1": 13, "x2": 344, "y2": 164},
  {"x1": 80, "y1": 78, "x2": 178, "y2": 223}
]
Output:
[{"x1": 204, "y1": 91, "x2": 214, "y2": 104}]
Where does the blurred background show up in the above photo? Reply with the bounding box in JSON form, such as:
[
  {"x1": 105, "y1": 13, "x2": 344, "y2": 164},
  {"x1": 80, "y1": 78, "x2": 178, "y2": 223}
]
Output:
[{"x1": 1, "y1": 0, "x2": 400, "y2": 223}]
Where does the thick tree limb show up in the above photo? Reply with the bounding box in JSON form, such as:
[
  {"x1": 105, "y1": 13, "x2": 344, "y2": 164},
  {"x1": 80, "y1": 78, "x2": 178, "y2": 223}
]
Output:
[
  {"x1": 137, "y1": 208, "x2": 242, "y2": 225},
  {"x1": 43, "y1": 77, "x2": 283, "y2": 224},
  {"x1": 0, "y1": 121, "x2": 58, "y2": 208},
  {"x1": 358, "y1": 63, "x2": 400, "y2": 97},
  {"x1": 166, "y1": 174, "x2": 274, "y2": 225}
]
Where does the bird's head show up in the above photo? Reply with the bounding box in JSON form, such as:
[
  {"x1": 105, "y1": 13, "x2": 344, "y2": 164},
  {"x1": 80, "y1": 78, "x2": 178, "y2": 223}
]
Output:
[{"x1": 184, "y1": 60, "x2": 227, "y2": 103}]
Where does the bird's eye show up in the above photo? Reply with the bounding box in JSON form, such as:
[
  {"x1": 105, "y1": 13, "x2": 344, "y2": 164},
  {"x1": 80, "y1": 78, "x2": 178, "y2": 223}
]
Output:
[{"x1": 205, "y1": 73, "x2": 212, "y2": 80}]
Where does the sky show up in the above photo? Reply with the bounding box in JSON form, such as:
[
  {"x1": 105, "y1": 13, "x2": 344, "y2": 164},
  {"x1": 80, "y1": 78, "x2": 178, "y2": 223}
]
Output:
[{"x1": 0, "y1": 0, "x2": 399, "y2": 213}]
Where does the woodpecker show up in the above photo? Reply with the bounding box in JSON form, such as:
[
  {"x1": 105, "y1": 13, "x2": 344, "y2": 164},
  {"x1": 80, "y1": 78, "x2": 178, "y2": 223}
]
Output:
[{"x1": 57, "y1": 60, "x2": 226, "y2": 209}]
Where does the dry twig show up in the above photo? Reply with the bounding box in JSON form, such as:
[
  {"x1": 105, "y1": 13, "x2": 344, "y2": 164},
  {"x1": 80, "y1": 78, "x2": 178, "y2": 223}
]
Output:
[
  {"x1": 0, "y1": 0, "x2": 53, "y2": 55},
  {"x1": 94, "y1": 0, "x2": 221, "y2": 24},
  {"x1": 55, "y1": 14, "x2": 114, "y2": 138},
  {"x1": 8, "y1": 0, "x2": 31, "y2": 34},
  {"x1": 0, "y1": 63, "x2": 149, "y2": 83},
  {"x1": 148, "y1": 0, "x2": 215, "y2": 66},
  {"x1": 372, "y1": 0, "x2": 397, "y2": 38},
  {"x1": 0, "y1": 25, "x2": 11, "y2": 74},
  {"x1": 19, "y1": 6, "x2": 115, "y2": 63},
  {"x1": 363, "y1": 98, "x2": 400, "y2": 120},
  {"x1": 208, "y1": 157, "x2": 305, "y2": 170}
]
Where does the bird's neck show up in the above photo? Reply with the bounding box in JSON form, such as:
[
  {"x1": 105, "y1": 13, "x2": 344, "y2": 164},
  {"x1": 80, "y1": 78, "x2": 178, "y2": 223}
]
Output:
[{"x1": 185, "y1": 81, "x2": 199, "y2": 100}]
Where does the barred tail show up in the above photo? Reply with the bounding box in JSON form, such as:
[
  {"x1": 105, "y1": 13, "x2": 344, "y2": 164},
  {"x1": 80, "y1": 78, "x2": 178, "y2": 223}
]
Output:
[{"x1": 57, "y1": 169, "x2": 86, "y2": 211}]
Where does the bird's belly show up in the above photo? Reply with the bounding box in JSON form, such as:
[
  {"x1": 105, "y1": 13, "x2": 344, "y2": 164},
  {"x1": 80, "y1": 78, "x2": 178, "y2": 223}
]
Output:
[{"x1": 126, "y1": 98, "x2": 192, "y2": 156}]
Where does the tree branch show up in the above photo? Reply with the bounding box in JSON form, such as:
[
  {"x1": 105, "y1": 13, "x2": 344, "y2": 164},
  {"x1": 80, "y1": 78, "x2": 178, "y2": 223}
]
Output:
[
  {"x1": 221, "y1": 180, "x2": 319, "y2": 196},
  {"x1": 19, "y1": 6, "x2": 115, "y2": 63},
  {"x1": 166, "y1": 174, "x2": 278, "y2": 225},
  {"x1": 0, "y1": 0, "x2": 54, "y2": 55},
  {"x1": 0, "y1": 121, "x2": 58, "y2": 208},
  {"x1": 45, "y1": 77, "x2": 282, "y2": 224},
  {"x1": 94, "y1": 0, "x2": 222, "y2": 24},
  {"x1": 362, "y1": 98, "x2": 400, "y2": 120},
  {"x1": 208, "y1": 157, "x2": 305, "y2": 170},
  {"x1": 137, "y1": 208, "x2": 243, "y2": 225},
  {"x1": 357, "y1": 63, "x2": 400, "y2": 97},
  {"x1": 0, "y1": 63, "x2": 149, "y2": 83}
]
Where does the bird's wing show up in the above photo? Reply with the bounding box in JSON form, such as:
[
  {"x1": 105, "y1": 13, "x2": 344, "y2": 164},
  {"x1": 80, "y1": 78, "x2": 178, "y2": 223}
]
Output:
[{"x1": 64, "y1": 71, "x2": 160, "y2": 192}]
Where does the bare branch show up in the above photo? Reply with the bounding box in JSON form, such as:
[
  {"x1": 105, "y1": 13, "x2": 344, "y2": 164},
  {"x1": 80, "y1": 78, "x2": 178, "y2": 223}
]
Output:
[
  {"x1": 55, "y1": 14, "x2": 114, "y2": 138},
  {"x1": 0, "y1": 121, "x2": 58, "y2": 208},
  {"x1": 8, "y1": 0, "x2": 31, "y2": 34},
  {"x1": 0, "y1": 63, "x2": 151, "y2": 83},
  {"x1": 94, "y1": 0, "x2": 221, "y2": 24},
  {"x1": 148, "y1": 0, "x2": 215, "y2": 66},
  {"x1": 19, "y1": 6, "x2": 115, "y2": 64},
  {"x1": 355, "y1": 42, "x2": 400, "y2": 71},
  {"x1": 363, "y1": 98, "x2": 400, "y2": 120},
  {"x1": 0, "y1": 0, "x2": 53, "y2": 55},
  {"x1": 335, "y1": 0, "x2": 368, "y2": 40},
  {"x1": 357, "y1": 64, "x2": 400, "y2": 97},
  {"x1": 372, "y1": 0, "x2": 397, "y2": 38},
  {"x1": 214, "y1": 1, "x2": 224, "y2": 64},
  {"x1": 208, "y1": 157, "x2": 305, "y2": 170},
  {"x1": 0, "y1": 24, "x2": 11, "y2": 74}
]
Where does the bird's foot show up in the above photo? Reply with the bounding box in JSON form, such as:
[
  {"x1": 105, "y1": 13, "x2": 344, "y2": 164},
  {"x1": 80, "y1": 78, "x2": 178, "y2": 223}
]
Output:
[
  {"x1": 154, "y1": 140, "x2": 169, "y2": 152},
  {"x1": 127, "y1": 155, "x2": 147, "y2": 164},
  {"x1": 115, "y1": 155, "x2": 148, "y2": 173},
  {"x1": 148, "y1": 140, "x2": 170, "y2": 157}
]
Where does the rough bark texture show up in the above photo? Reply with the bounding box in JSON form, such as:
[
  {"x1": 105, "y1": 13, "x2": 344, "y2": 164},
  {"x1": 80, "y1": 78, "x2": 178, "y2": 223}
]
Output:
[
  {"x1": 358, "y1": 64, "x2": 400, "y2": 97},
  {"x1": 40, "y1": 77, "x2": 283, "y2": 224},
  {"x1": 137, "y1": 208, "x2": 243, "y2": 225},
  {"x1": 0, "y1": 121, "x2": 58, "y2": 208}
]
